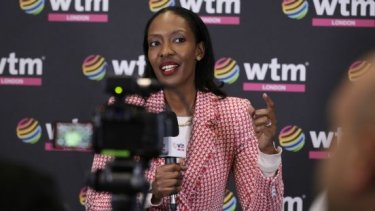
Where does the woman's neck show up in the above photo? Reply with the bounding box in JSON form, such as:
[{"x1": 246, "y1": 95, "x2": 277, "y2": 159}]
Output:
[{"x1": 164, "y1": 87, "x2": 196, "y2": 116}]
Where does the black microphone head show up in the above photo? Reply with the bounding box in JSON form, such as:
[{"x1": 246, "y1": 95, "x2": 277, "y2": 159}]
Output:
[{"x1": 161, "y1": 111, "x2": 179, "y2": 137}]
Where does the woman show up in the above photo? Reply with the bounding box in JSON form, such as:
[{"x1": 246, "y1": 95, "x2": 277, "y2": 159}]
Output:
[{"x1": 86, "y1": 6, "x2": 283, "y2": 211}]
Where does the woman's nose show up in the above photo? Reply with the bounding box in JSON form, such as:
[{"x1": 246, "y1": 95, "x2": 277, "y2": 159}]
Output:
[{"x1": 160, "y1": 42, "x2": 174, "y2": 58}]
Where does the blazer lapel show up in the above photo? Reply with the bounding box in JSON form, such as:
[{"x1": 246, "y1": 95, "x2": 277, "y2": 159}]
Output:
[
  {"x1": 145, "y1": 91, "x2": 220, "y2": 205},
  {"x1": 182, "y1": 91, "x2": 219, "y2": 196}
]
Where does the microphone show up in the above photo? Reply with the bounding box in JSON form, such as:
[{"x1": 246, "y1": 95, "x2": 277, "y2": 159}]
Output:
[
  {"x1": 160, "y1": 111, "x2": 179, "y2": 137},
  {"x1": 161, "y1": 125, "x2": 188, "y2": 211},
  {"x1": 165, "y1": 157, "x2": 178, "y2": 211}
]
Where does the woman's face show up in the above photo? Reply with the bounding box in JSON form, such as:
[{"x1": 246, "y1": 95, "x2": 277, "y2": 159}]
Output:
[{"x1": 147, "y1": 11, "x2": 204, "y2": 89}]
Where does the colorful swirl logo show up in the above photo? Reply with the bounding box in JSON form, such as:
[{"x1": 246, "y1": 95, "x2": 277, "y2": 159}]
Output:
[
  {"x1": 282, "y1": 0, "x2": 309, "y2": 20},
  {"x1": 82, "y1": 55, "x2": 107, "y2": 81},
  {"x1": 348, "y1": 60, "x2": 372, "y2": 82},
  {"x1": 214, "y1": 57, "x2": 240, "y2": 84},
  {"x1": 223, "y1": 189, "x2": 237, "y2": 211},
  {"x1": 149, "y1": 0, "x2": 176, "y2": 12},
  {"x1": 79, "y1": 187, "x2": 88, "y2": 205},
  {"x1": 19, "y1": 0, "x2": 45, "y2": 15},
  {"x1": 16, "y1": 118, "x2": 42, "y2": 144},
  {"x1": 278, "y1": 125, "x2": 305, "y2": 152}
]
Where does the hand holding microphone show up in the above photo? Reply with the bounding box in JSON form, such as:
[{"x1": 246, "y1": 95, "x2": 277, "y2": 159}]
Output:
[
  {"x1": 151, "y1": 123, "x2": 189, "y2": 210},
  {"x1": 150, "y1": 160, "x2": 186, "y2": 205}
]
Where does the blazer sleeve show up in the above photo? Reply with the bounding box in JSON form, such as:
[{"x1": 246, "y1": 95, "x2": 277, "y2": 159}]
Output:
[
  {"x1": 85, "y1": 154, "x2": 113, "y2": 211},
  {"x1": 232, "y1": 99, "x2": 284, "y2": 211}
]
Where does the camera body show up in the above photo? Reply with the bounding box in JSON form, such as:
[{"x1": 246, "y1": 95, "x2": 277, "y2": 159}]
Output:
[
  {"x1": 94, "y1": 76, "x2": 177, "y2": 159},
  {"x1": 93, "y1": 101, "x2": 164, "y2": 159},
  {"x1": 53, "y1": 76, "x2": 178, "y2": 210},
  {"x1": 54, "y1": 76, "x2": 177, "y2": 158}
]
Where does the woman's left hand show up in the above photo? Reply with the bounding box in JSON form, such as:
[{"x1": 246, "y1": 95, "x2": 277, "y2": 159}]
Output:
[{"x1": 251, "y1": 93, "x2": 278, "y2": 154}]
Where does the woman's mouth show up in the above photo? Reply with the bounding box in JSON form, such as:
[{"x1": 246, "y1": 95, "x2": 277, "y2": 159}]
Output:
[{"x1": 160, "y1": 62, "x2": 179, "y2": 76}]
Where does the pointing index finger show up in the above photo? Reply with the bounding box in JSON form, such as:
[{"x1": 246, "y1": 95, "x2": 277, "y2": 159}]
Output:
[{"x1": 263, "y1": 93, "x2": 275, "y2": 110}]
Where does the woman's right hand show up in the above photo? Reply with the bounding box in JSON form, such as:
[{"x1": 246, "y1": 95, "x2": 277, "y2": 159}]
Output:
[{"x1": 151, "y1": 163, "x2": 186, "y2": 204}]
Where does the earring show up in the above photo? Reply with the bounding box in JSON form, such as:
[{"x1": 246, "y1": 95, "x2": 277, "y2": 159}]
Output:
[{"x1": 196, "y1": 56, "x2": 202, "y2": 61}]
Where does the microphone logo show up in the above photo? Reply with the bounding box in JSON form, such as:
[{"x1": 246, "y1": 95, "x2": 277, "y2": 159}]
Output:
[{"x1": 173, "y1": 143, "x2": 185, "y2": 152}]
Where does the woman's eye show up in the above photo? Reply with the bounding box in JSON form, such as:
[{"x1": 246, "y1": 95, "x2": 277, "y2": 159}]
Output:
[
  {"x1": 174, "y1": 37, "x2": 186, "y2": 43},
  {"x1": 149, "y1": 41, "x2": 159, "y2": 47}
]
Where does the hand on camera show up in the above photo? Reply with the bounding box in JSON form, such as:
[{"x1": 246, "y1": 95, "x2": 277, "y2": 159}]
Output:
[{"x1": 151, "y1": 163, "x2": 187, "y2": 204}]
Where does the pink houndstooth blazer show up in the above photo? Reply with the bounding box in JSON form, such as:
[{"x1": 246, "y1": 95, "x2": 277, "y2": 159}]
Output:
[{"x1": 86, "y1": 91, "x2": 284, "y2": 211}]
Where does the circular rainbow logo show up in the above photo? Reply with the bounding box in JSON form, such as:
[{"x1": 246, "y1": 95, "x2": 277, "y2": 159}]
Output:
[
  {"x1": 282, "y1": 0, "x2": 309, "y2": 20},
  {"x1": 16, "y1": 118, "x2": 42, "y2": 144},
  {"x1": 149, "y1": 0, "x2": 176, "y2": 12},
  {"x1": 214, "y1": 57, "x2": 240, "y2": 84},
  {"x1": 223, "y1": 189, "x2": 237, "y2": 211},
  {"x1": 79, "y1": 187, "x2": 88, "y2": 205},
  {"x1": 348, "y1": 60, "x2": 373, "y2": 82},
  {"x1": 82, "y1": 55, "x2": 107, "y2": 81},
  {"x1": 19, "y1": 0, "x2": 45, "y2": 15},
  {"x1": 278, "y1": 125, "x2": 305, "y2": 152}
]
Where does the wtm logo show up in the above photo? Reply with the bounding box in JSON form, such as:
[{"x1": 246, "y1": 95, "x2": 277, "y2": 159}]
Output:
[
  {"x1": 16, "y1": 118, "x2": 43, "y2": 144},
  {"x1": 223, "y1": 189, "x2": 237, "y2": 211},
  {"x1": 82, "y1": 55, "x2": 108, "y2": 81},
  {"x1": 148, "y1": 0, "x2": 241, "y2": 25},
  {"x1": 214, "y1": 57, "x2": 308, "y2": 92},
  {"x1": 82, "y1": 54, "x2": 146, "y2": 81},
  {"x1": 278, "y1": 125, "x2": 306, "y2": 152},
  {"x1": 282, "y1": 0, "x2": 309, "y2": 20},
  {"x1": 347, "y1": 59, "x2": 373, "y2": 82},
  {"x1": 0, "y1": 52, "x2": 44, "y2": 86},
  {"x1": 243, "y1": 58, "x2": 307, "y2": 92},
  {"x1": 278, "y1": 125, "x2": 341, "y2": 159},
  {"x1": 149, "y1": 0, "x2": 176, "y2": 12},
  {"x1": 79, "y1": 186, "x2": 88, "y2": 206},
  {"x1": 214, "y1": 57, "x2": 240, "y2": 84},
  {"x1": 19, "y1": 0, "x2": 109, "y2": 23},
  {"x1": 283, "y1": 196, "x2": 305, "y2": 211},
  {"x1": 282, "y1": 0, "x2": 375, "y2": 28}
]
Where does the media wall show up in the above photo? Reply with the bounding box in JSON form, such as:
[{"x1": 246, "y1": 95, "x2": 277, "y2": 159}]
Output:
[{"x1": 0, "y1": 0, "x2": 374, "y2": 210}]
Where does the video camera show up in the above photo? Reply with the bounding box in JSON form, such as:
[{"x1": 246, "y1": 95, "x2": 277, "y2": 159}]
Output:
[
  {"x1": 92, "y1": 76, "x2": 178, "y2": 159},
  {"x1": 53, "y1": 76, "x2": 178, "y2": 211}
]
